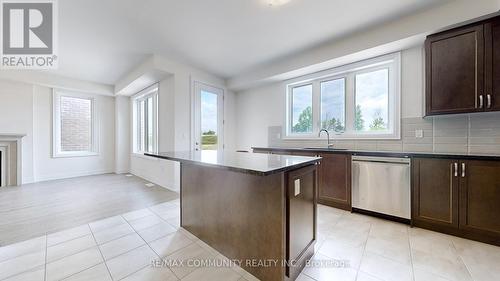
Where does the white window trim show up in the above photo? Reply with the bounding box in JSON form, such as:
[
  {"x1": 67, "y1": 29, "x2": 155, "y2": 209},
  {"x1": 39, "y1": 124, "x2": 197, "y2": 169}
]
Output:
[
  {"x1": 284, "y1": 52, "x2": 401, "y2": 140},
  {"x1": 132, "y1": 83, "x2": 159, "y2": 154},
  {"x1": 52, "y1": 89, "x2": 99, "y2": 158}
]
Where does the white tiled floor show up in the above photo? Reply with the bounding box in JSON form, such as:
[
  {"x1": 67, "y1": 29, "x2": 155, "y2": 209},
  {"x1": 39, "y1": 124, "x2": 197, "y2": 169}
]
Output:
[{"x1": 1, "y1": 200, "x2": 499, "y2": 281}]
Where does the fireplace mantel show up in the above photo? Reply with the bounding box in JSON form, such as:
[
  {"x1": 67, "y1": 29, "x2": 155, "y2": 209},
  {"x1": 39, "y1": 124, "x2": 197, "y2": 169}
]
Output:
[
  {"x1": 0, "y1": 133, "x2": 26, "y2": 139},
  {"x1": 0, "y1": 134, "x2": 25, "y2": 187}
]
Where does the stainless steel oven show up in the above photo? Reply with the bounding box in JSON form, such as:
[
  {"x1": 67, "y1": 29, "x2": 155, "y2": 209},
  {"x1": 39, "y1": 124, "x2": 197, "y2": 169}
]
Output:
[{"x1": 352, "y1": 155, "x2": 411, "y2": 219}]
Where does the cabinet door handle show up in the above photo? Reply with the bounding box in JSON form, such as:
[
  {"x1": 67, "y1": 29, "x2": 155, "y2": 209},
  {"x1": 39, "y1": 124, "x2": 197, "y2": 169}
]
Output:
[
  {"x1": 461, "y1": 163, "x2": 466, "y2": 178},
  {"x1": 479, "y1": 95, "x2": 484, "y2": 109},
  {"x1": 487, "y1": 94, "x2": 492, "y2": 109},
  {"x1": 454, "y1": 162, "x2": 458, "y2": 177}
]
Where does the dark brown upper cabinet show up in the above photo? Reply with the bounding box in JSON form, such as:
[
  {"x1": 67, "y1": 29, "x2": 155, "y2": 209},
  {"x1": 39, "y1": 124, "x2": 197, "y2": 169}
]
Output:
[
  {"x1": 425, "y1": 25, "x2": 484, "y2": 115},
  {"x1": 485, "y1": 17, "x2": 500, "y2": 111},
  {"x1": 425, "y1": 15, "x2": 500, "y2": 116}
]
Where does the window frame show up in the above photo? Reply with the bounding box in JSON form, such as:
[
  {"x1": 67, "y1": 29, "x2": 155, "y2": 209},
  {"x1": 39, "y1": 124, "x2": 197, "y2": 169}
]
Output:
[
  {"x1": 52, "y1": 89, "x2": 99, "y2": 158},
  {"x1": 288, "y1": 82, "x2": 314, "y2": 135},
  {"x1": 319, "y1": 75, "x2": 347, "y2": 134},
  {"x1": 132, "y1": 84, "x2": 159, "y2": 154},
  {"x1": 284, "y1": 52, "x2": 401, "y2": 140}
]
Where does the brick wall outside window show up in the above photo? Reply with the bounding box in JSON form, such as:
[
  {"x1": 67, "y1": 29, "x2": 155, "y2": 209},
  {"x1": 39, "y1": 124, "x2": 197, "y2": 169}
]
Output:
[{"x1": 60, "y1": 96, "x2": 92, "y2": 152}]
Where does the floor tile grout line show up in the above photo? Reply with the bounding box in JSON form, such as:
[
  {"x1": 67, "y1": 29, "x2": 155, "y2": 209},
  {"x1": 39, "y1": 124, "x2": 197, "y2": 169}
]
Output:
[
  {"x1": 44, "y1": 233, "x2": 48, "y2": 281},
  {"x1": 407, "y1": 229, "x2": 457, "y2": 281},
  {"x1": 406, "y1": 226, "x2": 416, "y2": 281},
  {"x1": 44, "y1": 234, "x2": 99, "y2": 264},
  {"x1": 118, "y1": 214, "x2": 181, "y2": 281},
  {"x1": 0, "y1": 242, "x2": 48, "y2": 281},
  {"x1": 353, "y1": 218, "x2": 372, "y2": 281},
  {"x1": 136, "y1": 206, "x2": 224, "y2": 280},
  {"x1": 39, "y1": 223, "x2": 135, "y2": 265},
  {"x1": 145, "y1": 206, "x2": 185, "y2": 236},
  {"x1": 3, "y1": 201, "x2": 496, "y2": 281},
  {"x1": 88, "y1": 222, "x2": 114, "y2": 281},
  {"x1": 115, "y1": 264, "x2": 152, "y2": 281},
  {"x1": 95, "y1": 230, "x2": 136, "y2": 247},
  {"x1": 303, "y1": 211, "x2": 346, "y2": 281},
  {"x1": 45, "y1": 225, "x2": 93, "y2": 248},
  {"x1": 45, "y1": 252, "x2": 104, "y2": 281},
  {"x1": 451, "y1": 239, "x2": 476, "y2": 281},
  {"x1": 57, "y1": 263, "x2": 108, "y2": 281},
  {"x1": 361, "y1": 227, "x2": 414, "y2": 267},
  {"x1": 0, "y1": 174, "x2": 178, "y2": 247}
]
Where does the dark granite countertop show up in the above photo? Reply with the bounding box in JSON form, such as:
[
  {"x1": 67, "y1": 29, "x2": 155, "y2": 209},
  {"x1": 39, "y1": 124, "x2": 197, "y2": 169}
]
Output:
[
  {"x1": 252, "y1": 147, "x2": 500, "y2": 161},
  {"x1": 145, "y1": 151, "x2": 321, "y2": 176}
]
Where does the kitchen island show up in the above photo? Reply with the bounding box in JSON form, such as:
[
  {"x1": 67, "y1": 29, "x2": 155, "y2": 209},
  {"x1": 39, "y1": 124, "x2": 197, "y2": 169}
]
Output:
[{"x1": 145, "y1": 151, "x2": 321, "y2": 281}]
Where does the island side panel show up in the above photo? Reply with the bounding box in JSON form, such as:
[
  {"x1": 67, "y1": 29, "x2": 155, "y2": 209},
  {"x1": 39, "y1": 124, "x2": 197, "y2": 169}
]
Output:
[
  {"x1": 180, "y1": 163, "x2": 286, "y2": 281},
  {"x1": 286, "y1": 164, "x2": 317, "y2": 280}
]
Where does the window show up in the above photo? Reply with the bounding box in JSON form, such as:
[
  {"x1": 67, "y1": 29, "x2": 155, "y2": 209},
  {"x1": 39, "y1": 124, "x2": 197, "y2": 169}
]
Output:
[
  {"x1": 133, "y1": 84, "x2": 158, "y2": 153},
  {"x1": 355, "y1": 69, "x2": 389, "y2": 132},
  {"x1": 285, "y1": 53, "x2": 400, "y2": 139},
  {"x1": 53, "y1": 90, "x2": 98, "y2": 157},
  {"x1": 290, "y1": 84, "x2": 313, "y2": 134},
  {"x1": 321, "y1": 78, "x2": 345, "y2": 133}
]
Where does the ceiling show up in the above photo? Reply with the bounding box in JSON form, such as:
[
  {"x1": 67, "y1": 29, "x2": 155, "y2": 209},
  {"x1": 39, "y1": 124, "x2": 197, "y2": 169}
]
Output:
[{"x1": 51, "y1": 0, "x2": 452, "y2": 85}]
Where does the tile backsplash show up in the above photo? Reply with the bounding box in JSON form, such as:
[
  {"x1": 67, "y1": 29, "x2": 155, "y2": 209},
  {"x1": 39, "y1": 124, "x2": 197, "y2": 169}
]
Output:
[{"x1": 267, "y1": 112, "x2": 500, "y2": 155}]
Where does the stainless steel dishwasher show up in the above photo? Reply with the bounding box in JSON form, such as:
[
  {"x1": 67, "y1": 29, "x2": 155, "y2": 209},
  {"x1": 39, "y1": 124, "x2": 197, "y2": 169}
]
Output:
[{"x1": 352, "y1": 155, "x2": 411, "y2": 219}]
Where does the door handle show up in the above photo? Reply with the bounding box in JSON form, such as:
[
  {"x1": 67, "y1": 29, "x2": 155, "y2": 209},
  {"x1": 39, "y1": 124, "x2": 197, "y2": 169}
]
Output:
[
  {"x1": 461, "y1": 163, "x2": 466, "y2": 178},
  {"x1": 453, "y1": 162, "x2": 458, "y2": 177},
  {"x1": 487, "y1": 94, "x2": 492, "y2": 109},
  {"x1": 479, "y1": 95, "x2": 484, "y2": 109}
]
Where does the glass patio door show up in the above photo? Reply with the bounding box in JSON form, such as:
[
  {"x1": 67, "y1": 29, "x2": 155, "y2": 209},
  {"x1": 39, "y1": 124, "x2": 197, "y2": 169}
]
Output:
[{"x1": 193, "y1": 82, "x2": 224, "y2": 152}]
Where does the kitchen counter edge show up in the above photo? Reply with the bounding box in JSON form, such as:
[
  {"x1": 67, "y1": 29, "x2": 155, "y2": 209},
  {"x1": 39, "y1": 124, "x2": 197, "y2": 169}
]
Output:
[
  {"x1": 251, "y1": 147, "x2": 500, "y2": 161},
  {"x1": 144, "y1": 152, "x2": 321, "y2": 176}
]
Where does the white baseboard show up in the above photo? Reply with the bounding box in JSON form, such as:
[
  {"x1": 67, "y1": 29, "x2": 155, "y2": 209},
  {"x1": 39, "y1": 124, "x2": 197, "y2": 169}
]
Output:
[
  {"x1": 34, "y1": 169, "x2": 114, "y2": 183},
  {"x1": 129, "y1": 171, "x2": 179, "y2": 193}
]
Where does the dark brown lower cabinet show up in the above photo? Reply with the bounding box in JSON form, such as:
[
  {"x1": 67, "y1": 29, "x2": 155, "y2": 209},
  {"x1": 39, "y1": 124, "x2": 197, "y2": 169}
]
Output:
[
  {"x1": 317, "y1": 153, "x2": 351, "y2": 211},
  {"x1": 254, "y1": 149, "x2": 352, "y2": 211},
  {"x1": 459, "y1": 160, "x2": 500, "y2": 242},
  {"x1": 413, "y1": 157, "x2": 500, "y2": 246},
  {"x1": 412, "y1": 158, "x2": 459, "y2": 230},
  {"x1": 291, "y1": 152, "x2": 351, "y2": 210}
]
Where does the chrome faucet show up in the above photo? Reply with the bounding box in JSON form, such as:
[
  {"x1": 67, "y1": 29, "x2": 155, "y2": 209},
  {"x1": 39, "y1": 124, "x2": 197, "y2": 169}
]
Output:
[{"x1": 318, "y1": 129, "x2": 333, "y2": 148}]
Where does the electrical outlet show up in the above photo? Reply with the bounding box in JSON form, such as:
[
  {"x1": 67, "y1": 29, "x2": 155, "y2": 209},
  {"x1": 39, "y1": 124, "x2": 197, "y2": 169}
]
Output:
[
  {"x1": 294, "y1": 179, "x2": 301, "y2": 196},
  {"x1": 415, "y1": 129, "x2": 424, "y2": 138}
]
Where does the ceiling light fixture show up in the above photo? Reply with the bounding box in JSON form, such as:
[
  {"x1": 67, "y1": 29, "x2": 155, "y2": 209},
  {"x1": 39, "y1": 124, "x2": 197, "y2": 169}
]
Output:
[{"x1": 267, "y1": 0, "x2": 290, "y2": 7}]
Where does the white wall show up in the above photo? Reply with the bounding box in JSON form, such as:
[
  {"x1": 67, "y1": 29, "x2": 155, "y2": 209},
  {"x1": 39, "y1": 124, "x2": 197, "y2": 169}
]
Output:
[
  {"x1": 0, "y1": 80, "x2": 35, "y2": 183},
  {"x1": 130, "y1": 76, "x2": 177, "y2": 189},
  {"x1": 0, "y1": 56, "x2": 233, "y2": 188},
  {"x1": 33, "y1": 85, "x2": 116, "y2": 181},
  {"x1": 228, "y1": 0, "x2": 500, "y2": 91},
  {"x1": 0, "y1": 79, "x2": 116, "y2": 184},
  {"x1": 401, "y1": 47, "x2": 424, "y2": 118},
  {"x1": 235, "y1": 47, "x2": 424, "y2": 150},
  {"x1": 115, "y1": 96, "x2": 130, "y2": 174},
  {"x1": 127, "y1": 56, "x2": 236, "y2": 191},
  {"x1": 236, "y1": 82, "x2": 283, "y2": 150}
]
